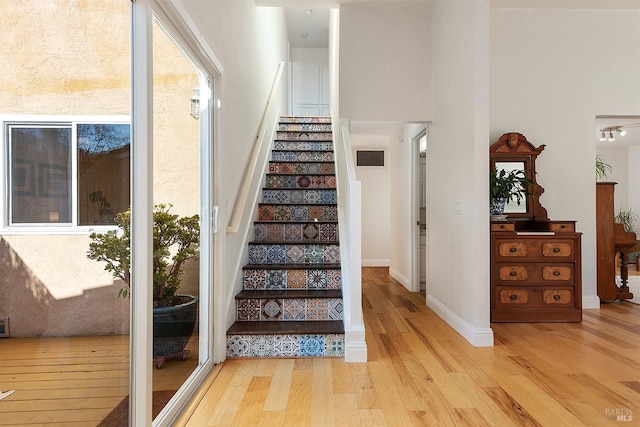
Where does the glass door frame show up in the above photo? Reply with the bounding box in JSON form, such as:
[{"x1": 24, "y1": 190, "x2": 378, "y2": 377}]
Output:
[{"x1": 131, "y1": 0, "x2": 222, "y2": 425}]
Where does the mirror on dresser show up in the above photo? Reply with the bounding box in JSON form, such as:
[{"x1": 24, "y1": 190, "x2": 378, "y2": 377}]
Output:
[
  {"x1": 489, "y1": 132, "x2": 582, "y2": 323},
  {"x1": 489, "y1": 132, "x2": 548, "y2": 221}
]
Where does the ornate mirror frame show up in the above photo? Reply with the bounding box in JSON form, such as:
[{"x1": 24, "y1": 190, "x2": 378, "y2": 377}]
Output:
[{"x1": 490, "y1": 132, "x2": 549, "y2": 221}]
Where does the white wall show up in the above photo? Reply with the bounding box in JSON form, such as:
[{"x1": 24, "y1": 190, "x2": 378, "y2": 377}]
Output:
[
  {"x1": 490, "y1": 7, "x2": 640, "y2": 308},
  {"x1": 352, "y1": 134, "x2": 392, "y2": 266},
  {"x1": 291, "y1": 47, "x2": 328, "y2": 64},
  {"x1": 339, "y1": 4, "x2": 432, "y2": 122},
  {"x1": 429, "y1": 0, "x2": 492, "y2": 346},
  {"x1": 180, "y1": 1, "x2": 289, "y2": 332},
  {"x1": 629, "y1": 146, "x2": 640, "y2": 228}
]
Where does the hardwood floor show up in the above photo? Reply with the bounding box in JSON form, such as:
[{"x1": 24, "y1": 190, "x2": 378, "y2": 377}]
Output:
[{"x1": 180, "y1": 267, "x2": 640, "y2": 427}]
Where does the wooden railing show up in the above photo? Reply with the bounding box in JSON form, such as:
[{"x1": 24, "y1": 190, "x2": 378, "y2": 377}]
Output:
[{"x1": 226, "y1": 61, "x2": 284, "y2": 233}]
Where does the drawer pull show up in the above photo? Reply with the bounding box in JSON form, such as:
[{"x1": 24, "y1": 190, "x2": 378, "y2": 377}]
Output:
[
  {"x1": 510, "y1": 294, "x2": 518, "y2": 300},
  {"x1": 560, "y1": 225, "x2": 566, "y2": 229},
  {"x1": 553, "y1": 294, "x2": 561, "y2": 300},
  {"x1": 553, "y1": 247, "x2": 560, "y2": 253},
  {"x1": 509, "y1": 271, "x2": 517, "y2": 277},
  {"x1": 509, "y1": 247, "x2": 517, "y2": 253},
  {"x1": 553, "y1": 270, "x2": 560, "y2": 276}
]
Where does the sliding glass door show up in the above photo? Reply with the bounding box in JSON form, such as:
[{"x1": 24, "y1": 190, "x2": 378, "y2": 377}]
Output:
[{"x1": 131, "y1": 1, "x2": 218, "y2": 424}]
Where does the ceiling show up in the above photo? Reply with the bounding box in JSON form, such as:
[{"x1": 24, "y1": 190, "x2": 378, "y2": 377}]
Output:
[
  {"x1": 595, "y1": 116, "x2": 640, "y2": 149},
  {"x1": 284, "y1": 8, "x2": 329, "y2": 48}
]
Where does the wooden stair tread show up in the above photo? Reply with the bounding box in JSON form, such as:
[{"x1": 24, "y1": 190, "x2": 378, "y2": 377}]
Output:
[
  {"x1": 243, "y1": 263, "x2": 341, "y2": 270},
  {"x1": 258, "y1": 202, "x2": 337, "y2": 206},
  {"x1": 269, "y1": 160, "x2": 334, "y2": 163},
  {"x1": 266, "y1": 173, "x2": 336, "y2": 176},
  {"x1": 227, "y1": 320, "x2": 344, "y2": 335},
  {"x1": 248, "y1": 240, "x2": 339, "y2": 245},
  {"x1": 236, "y1": 289, "x2": 342, "y2": 299},
  {"x1": 254, "y1": 220, "x2": 338, "y2": 225}
]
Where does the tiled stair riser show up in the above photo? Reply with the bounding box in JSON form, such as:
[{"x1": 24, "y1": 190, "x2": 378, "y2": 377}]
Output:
[
  {"x1": 279, "y1": 117, "x2": 332, "y2": 124},
  {"x1": 273, "y1": 141, "x2": 334, "y2": 151},
  {"x1": 227, "y1": 334, "x2": 344, "y2": 358},
  {"x1": 271, "y1": 151, "x2": 334, "y2": 162},
  {"x1": 276, "y1": 131, "x2": 333, "y2": 141},
  {"x1": 236, "y1": 298, "x2": 343, "y2": 321},
  {"x1": 254, "y1": 222, "x2": 338, "y2": 242},
  {"x1": 248, "y1": 243, "x2": 340, "y2": 265},
  {"x1": 242, "y1": 268, "x2": 342, "y2": 290},
  {"x1": 266, "y1": 175, "x2": 336, "y2": 189},
  {"x1": 278, "y1": 123, "x2": 332, "y2": 132},
  {"x1": 258, "y1": 204, "x2": 337, "y2": 222},
  {"x1": 269, "y1": 162, "x2": 335, "y2": 174},
  {"x1": 262, "y1": 189, "x2": 336, "y2": 204}
]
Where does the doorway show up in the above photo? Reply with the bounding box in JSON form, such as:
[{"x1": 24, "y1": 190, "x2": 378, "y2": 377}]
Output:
[{"x1": 413, "y1": 128, "x2": 428, "y2": 292}]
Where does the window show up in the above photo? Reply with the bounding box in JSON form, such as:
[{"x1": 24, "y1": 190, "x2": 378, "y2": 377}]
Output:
[{"x1": 6, "y1": 118, "x2": 130, "y2": 227}]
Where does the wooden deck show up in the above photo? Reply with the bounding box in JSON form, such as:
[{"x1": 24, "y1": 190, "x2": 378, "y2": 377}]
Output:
[
  {"x1": 179, "y1": 267, "x2": 640, "y2": 426},
  {"x1": 0, "y1": 334, "x2": 197, "y2": 426}
]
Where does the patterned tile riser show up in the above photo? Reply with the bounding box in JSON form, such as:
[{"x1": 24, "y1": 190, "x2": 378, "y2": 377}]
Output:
[
  {"x1": 248, "y1": 243, "x2": 340, "y2": 264},
  {"x1": 235, "y1": 298, "x2": 343, "y2": 321},
  {"x1": 262, "y1": 189, "x2": 337, "y2": 204},
  {"x1": 254, "y1": 222, "x2": 338, "y2": 242},
  {"x1": 279, "y1": 117, "x2": 332, "y2": 124},
  {"x1": 273, "y1": 141, "x2": 334, "y2": 151},
  {"x1": 271, "y1": 151, "x2": 334, "y2": 162},
  {"x1": 258, "y1": 204, "x2": 337, "y2": 222},
  {"x1": 266, "y1": 174, "x2": 336, "y2": 189},
  {"x1": 242, "y1": 268, "x2": 342, "y2": 290},
  {"x1": 269, "y1": 162, "x2": 335, "y2": 174},
  {"x1": 226, "y1": 333, "x2": 344, "y2": 358},
  {"x1": 275, "y1": 131, "x2": 333, "y2": 141},
  {"x1": 278, "y1": 123, "x2": 332, "y2": 132}
]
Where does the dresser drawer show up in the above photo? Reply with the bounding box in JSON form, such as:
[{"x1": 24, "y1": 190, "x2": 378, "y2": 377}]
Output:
[
  {"x1": 494, "y1": 238, "x2": 576, "y2": 261},
  {"x1": 548, "y1": 222, "x2": 575, "y2": 233},
  {"x1": 495, "y1": 286, "x2": 575, "y2": 308},
  {"x1": 494, "y1": 263, "x2": 575, "y2": 284},
  {"x1": 491, "y1": 222, "x2": 515, "y2": 232}
]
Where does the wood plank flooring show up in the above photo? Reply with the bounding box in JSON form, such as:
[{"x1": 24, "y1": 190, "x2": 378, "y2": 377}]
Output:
[
  {"x1": 180, "y1": 267, "x2": 640, "y2": 427},
  {"x1": 0, "y1": 335, "x2": 197, "y2": 426}
]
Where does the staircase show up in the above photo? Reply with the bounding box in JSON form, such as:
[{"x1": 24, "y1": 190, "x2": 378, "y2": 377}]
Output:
[{"x1": 226, "y1": 116, "x2": 345, "y2": 358}]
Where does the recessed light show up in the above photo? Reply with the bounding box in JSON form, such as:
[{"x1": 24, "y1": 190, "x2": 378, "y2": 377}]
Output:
[
  {"x1": 301, "y1": 32, "x2": 309, "y2": 38},
  {"x1": 304, "y1": 9, "x2": 313, "y2": 16}
]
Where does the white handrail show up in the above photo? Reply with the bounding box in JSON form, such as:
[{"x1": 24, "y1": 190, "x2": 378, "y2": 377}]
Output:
[{"x1": 226, "y1": 61, "x2": 284, "y2": 233}]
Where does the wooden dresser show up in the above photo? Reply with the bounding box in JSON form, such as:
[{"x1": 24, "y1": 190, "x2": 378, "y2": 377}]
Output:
[{"x1": 490, "y1": 220, "x2": 582, "y2": 322}]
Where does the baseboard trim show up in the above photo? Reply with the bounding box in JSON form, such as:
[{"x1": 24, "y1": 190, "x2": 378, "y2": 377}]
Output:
[
  {"x1": 362, "y1": 259, "x2": 390, "y2": 267},
  {"x1": 344, "y1": 325, "x2": 367, "y2": 362},
  {"x1": 582, "y1": 295, "x2": 600, "y2": 309},
  {"x1": 389, "y1": 267, "x2": 409, "y2": 288},
  {"x1": 426, "y1": 295, "x2": 494, "y2": 347}
]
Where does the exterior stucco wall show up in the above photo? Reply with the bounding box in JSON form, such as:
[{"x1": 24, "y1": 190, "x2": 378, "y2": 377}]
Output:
[{"x1": 0, "y1": 0, "x2": 200, "y2": 337}]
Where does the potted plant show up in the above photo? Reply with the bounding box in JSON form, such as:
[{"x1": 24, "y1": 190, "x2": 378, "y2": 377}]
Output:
[
  {"x1": 615, "y1": 207, "x2": 638, "y2": 233},
  {"x1": 87, "y1": 203, "x2": 200, "y2": 367},
  {"x1": 596, "y1": 155, "x2": 612, "y2": 181},
  {"x1": 490, "y1": 168, "x2": 533, "y2": 216}
]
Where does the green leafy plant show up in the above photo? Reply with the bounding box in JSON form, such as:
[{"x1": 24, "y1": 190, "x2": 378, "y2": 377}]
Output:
[
  {"x1": 615, "y1": 207, "x2": 638, "y2": 233},
  {"x1": 596, "y1": 155, "x2": 612, "y2": 181},
  {"x1": 87, "y1": 204, "x2": 200, "y2": 307},
  {"x1": 490, "y1": 168, "x2": 533, "y2": 206}
]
